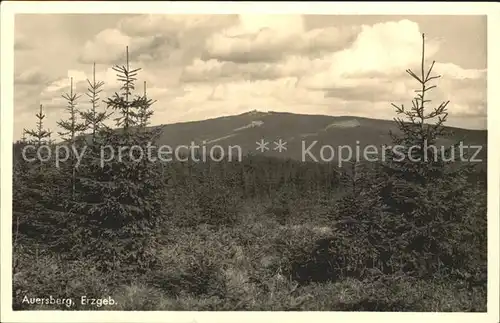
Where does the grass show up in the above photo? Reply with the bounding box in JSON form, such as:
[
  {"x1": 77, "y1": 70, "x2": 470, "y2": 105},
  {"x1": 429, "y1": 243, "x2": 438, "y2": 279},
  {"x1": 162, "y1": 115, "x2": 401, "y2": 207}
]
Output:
[{"x1": 12, "y1": 196, "x2": 486, "y2": 312}]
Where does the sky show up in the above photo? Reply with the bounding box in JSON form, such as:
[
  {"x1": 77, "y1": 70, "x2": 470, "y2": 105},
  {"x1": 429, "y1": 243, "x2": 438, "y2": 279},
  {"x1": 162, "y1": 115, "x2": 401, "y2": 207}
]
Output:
[{"x1": 14, "y1": 14, "x2": 487, "y2": 140}]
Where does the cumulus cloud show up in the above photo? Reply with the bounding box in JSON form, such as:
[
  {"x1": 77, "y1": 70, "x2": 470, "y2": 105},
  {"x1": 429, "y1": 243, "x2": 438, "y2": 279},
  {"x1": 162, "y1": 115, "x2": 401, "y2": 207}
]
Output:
[
  {"x1": 181, "y1": 55, "x2": 332, "y2": 83},
  {"x1": 118, "y1": 14, "x2": 237, "y2": 36},
  {"x1": 163, "y1": 76, "x2": 337, "y2": 124},
  {"x1": 294, "y1": 20, "x2": 485, "y2": 118},
  {"x1": 35, "y1": 65, "x2": 185, "y2": 131},
  {"x1": 203, "y1": 15, "x2": 360, "y2": 63},
  {"x1": 189, "y1": 19, "x2": 483, "y2": 88},
  {"x1": 79, "y1": 28, "x2": 178, "y2": 64},
  {"x1": 299, "y1": 20, "x2": 438, "y2": 89},
  {"x1": 44, "y1": 70, "x2": 88, "y2": 92},
  {"x1": 14, "y1": 32, "x2": 33, "y2": 51},
  {"x1": 79, "y1": 15, "x2": 237, "y2": 66},
  {"x1": 181, "y1": 18, "x2": 486, "y2": 120},
  {"x1": 14, "y1": 69, "x2": 50, "y2": 85},
  {"x1": 14, "y1": 14, "x2": 487, "y2": 141},
  {"x1": 434, "y1": 62, "x2": 486, "y2": 80}
]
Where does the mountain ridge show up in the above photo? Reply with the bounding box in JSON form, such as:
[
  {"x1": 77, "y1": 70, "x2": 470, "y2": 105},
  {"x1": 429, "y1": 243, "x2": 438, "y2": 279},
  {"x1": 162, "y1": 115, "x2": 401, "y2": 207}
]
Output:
[
  {"x1": 153, "y1": 110, "x2": 486, "y2": 132},
  {"x1": 146, "y1": 110, "x2": 487, "y2": 163}
]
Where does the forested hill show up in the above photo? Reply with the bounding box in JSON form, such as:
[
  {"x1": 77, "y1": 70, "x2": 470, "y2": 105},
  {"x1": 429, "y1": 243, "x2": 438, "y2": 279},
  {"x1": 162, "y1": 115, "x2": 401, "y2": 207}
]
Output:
[{"x1": 144, "y1": 110, "x2": 487, "y2": 163}]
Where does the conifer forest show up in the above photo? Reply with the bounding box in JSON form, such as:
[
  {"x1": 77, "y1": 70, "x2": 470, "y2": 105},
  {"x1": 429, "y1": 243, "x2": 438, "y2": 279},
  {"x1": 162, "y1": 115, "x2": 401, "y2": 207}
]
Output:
[{"x1": 12, "y1": 32, "x2": 488, "y2": 311}]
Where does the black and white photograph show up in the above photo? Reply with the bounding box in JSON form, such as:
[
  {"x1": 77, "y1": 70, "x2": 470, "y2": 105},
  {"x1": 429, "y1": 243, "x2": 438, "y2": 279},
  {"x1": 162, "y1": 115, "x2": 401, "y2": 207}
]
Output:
[{"x1": 1, "y1": 2, "x2": 499, "y2": 322}]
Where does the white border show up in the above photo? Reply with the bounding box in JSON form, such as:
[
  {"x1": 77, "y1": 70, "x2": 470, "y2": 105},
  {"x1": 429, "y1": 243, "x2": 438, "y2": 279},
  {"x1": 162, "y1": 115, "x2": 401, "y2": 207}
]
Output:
[{"x1": 1, "y1": 2, "x2": 499, "y2": 323}]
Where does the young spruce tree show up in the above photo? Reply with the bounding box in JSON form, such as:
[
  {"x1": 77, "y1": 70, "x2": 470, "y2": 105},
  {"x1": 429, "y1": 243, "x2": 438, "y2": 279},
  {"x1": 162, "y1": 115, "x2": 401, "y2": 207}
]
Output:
[
  {"x1": 334, "y1": 34, "x2": 486, "y2": 284},
  {"x1": 57, "y1": 77, "x2": 87, "y2": 199},
  {"x1": 74, "y1": 47, "x2": 165, "y2": 278},
  {"x1": 378, "y1": 33, "x2": 487, "y2": 281},
  {"x1": 80, "y1": 62, "x2": 110, "y2": 144},
  {"x1": 14, "y1": 104, "x2": 62, "y2": 249}
]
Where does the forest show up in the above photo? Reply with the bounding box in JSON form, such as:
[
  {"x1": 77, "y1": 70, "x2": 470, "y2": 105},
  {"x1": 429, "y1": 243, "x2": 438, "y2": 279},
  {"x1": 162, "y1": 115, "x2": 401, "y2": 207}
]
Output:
[{"x1": 12, "y1": 34, "x2": 487, "y2": 311}]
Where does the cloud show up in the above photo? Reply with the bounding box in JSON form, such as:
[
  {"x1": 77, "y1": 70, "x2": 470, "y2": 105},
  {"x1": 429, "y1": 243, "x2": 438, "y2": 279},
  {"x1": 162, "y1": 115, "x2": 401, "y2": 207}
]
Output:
[
  {"x1": 181, "y1": 55, "x2": 332, "y2": 83},
  {"x1": 79, "y1": 28, "x2": 130, "y2": 64},
  {"x1": 180, "y1": 58, "x2": 300, "y2": 83},
  {"x1": 118, "y1": 14, "x2": 237, "y2": 36},
  {"x1": 434, "y1": 62, "x2": 486, "y2": 80},
  {"x1": 40, "y1": 70, "x2": 89, "y2": 96},
  {"x1": 181, "y1": 18, "x2": 486, "y2": 120},
  {"x1": 14, "y1": 32, "x2": 33, "y2": 51},
  {"x1": 299, "y1": 20, "x2": 438, "y2": 89},
  {"x1": 79, "y1": 28, "x2": 178, "y2": 65},
  {"x1": 34, "y1": 65, "x2": 185, "y2": 131},
  {"x1": 432, "y1": 73, "x2": 486, "y2": 117},
  {"x1": 14, "y1": 69, "x2": 50, "y2": 85},
  {"x1": 79, "y1": 15, "x2": 237, "y2": 66},
  {"x1": 292, "y1": 20, "x2": 486, "y2": 118},
  {"x1": 159, "y1": 76, "x2": 338, "y2": 125},
  {"x1": 72, "y1": 18, "x2": 492, "y2": 126},
  {"x1": 203, "y1": 15, "x2": 360, "y2": 63},
  {"x1": 14, "y1": 14, "x2": 487, "y2": 141},
  {"x1": 189, "y1": 19, "x2": 484, "y2": 86}
]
